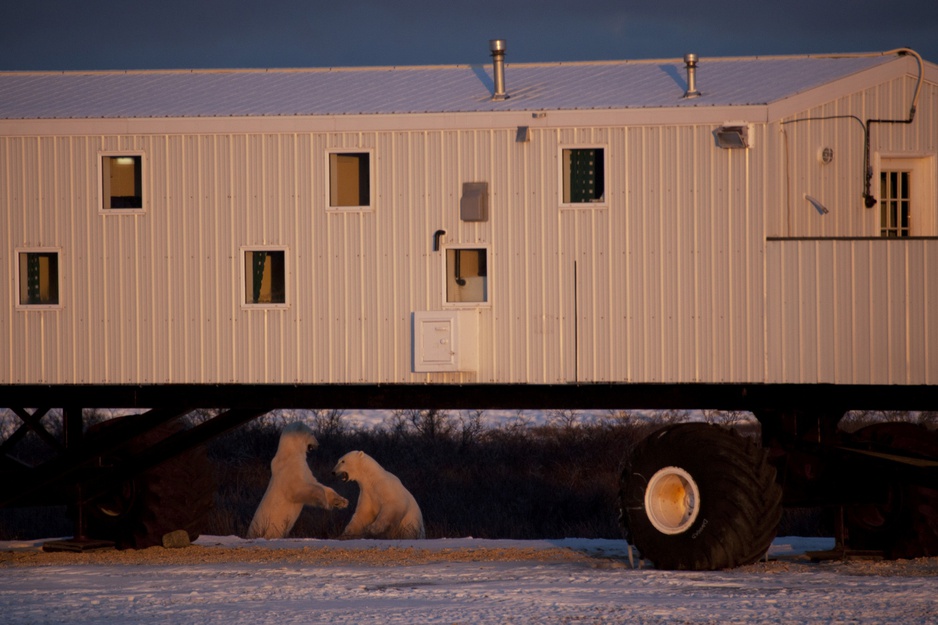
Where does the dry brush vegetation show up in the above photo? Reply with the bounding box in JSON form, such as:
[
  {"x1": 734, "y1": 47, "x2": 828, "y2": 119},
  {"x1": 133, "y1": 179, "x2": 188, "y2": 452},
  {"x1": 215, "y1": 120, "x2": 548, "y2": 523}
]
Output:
[
  {"x1": 204, "y1": 409, "x2": 652, "y2": 540},
  {"x1": 2, "y1": 409, "x2": 933, "y2": 542}
]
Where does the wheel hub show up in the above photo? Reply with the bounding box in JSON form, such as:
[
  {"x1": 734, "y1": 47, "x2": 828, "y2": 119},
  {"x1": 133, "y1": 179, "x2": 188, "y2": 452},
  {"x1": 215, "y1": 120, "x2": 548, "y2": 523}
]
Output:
[{"x1": 644, "y1": 466, "x2": 700, "y2": 535}]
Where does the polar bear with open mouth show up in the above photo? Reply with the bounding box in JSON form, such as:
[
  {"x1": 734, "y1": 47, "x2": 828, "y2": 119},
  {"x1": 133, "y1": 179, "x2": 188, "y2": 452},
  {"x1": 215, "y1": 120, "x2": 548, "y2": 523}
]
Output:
[{"x1": 332, "y1": 450, "x2": 425, "y2": 539}]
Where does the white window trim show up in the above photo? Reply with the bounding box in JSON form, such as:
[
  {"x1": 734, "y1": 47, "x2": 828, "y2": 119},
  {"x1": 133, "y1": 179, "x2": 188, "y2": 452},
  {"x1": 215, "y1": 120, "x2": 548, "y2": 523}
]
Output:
[
  {"x1": 14, "y1": 247, "x2": 64, "y2": 310},
  {"x1": 873, "y1": 152, "x2": 937, "y2": 236},
  {"x1": 325, "y1": 149, "x2": 375, "y2": 212},
  {"x1": 558, "y1": 144, "x2": 609, "y2": 210},
  {"x1": 442, "y1": 245, "x2": 492, "y2": 309},
  {"x1": 98, "y1": 150, "x2": 147, "y2": 215},
  {"x1": 239, "y1": 245, "x2": 290, "y2": 310}
]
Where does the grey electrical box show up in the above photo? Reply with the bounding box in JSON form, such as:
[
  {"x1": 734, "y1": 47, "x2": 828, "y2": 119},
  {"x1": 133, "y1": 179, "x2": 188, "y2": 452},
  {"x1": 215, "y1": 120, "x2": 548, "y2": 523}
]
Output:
[{"x1": 460, "y1": 182, "x2": 488, "y2": 222}]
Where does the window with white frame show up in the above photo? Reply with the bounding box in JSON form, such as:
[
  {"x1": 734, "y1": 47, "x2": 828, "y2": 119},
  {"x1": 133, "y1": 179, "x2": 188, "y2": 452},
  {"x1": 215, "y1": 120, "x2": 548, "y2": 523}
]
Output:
[
  {"x1": 101, "y1": 153, "x2": 144, "y2": 211},
  {"x1": 243, "y1": 249, "x2": 286, "y2": 306},
  {"x1": 878, "y1": 157, "x2": 936, "y2": 236},
  {"x1": 445, "y1": 248, "x2": 488, "y2": 304},
  {"x1": 17, "y1": 250, "x2": 61, "y2": 307},
  {"x1": 880, "y1": 170, "x2": 910, "y2": 237},
  {"x1": 561, "y1": 147, "x2": 605, "y2": 205},
  {"x1": 328, "y1": 151, "x2": 371, "y2": 209}
]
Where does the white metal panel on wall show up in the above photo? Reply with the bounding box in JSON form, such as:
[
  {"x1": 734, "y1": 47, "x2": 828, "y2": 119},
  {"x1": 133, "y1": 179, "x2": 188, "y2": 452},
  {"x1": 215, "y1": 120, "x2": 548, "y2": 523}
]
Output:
[
  {"x1": 770, "y1": 74, "x2": 938, "y2": 239},
  {"x1": 478, "y1": 120, "x2": 769, "y2": 386},
  {"x1": 5, "y1": 84, "x2": 933, "y2": 387},
  {"x1": 765, "y1": 239, "x2": 938, "y2": 385},
  {"x1": 571, "y1": 123, "x2": 767, "y2": 385},
  {"x1": 761, "y1": 71, "x2": 938, "y2": 387},
  {"x1": 2, "y1": 119, "x2": 769, "y2": 386}
]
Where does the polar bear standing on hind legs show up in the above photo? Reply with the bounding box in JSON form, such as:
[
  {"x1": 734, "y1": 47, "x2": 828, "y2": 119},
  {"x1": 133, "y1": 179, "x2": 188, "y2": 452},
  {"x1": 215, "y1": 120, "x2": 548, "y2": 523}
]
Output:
[
  {"x1": 246, "y1": 422, "x2": 348, "y2": 539},
  {"x1": 332, "y1": 450, "x2": 426, "y2": 539}
]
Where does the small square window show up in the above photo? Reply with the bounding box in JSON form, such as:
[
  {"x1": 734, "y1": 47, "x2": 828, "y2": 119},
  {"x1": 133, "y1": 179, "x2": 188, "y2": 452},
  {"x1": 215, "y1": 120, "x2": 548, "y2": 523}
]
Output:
[
  {"x1": 18, "y1": 251, "x2": 60, "y2": 306},
  {"x1": 446, "y1": 248, "x2": 488, "y2": 304},
  {"x1": 101, "y1": 154, "x2": 143, "y2": 211},
  {"x1": 562, "y1": 148, "x2": 605, "y2": 205},
  {"x1": 329, "y1": 152, "x2": 371, "y2": 209},
  {"x1": 243, "y1": 250, "x2": 286, "y2": 305}
]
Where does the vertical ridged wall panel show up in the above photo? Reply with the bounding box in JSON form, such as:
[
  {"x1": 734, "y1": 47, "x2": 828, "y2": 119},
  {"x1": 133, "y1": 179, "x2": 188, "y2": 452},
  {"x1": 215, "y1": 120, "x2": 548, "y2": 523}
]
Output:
[
  {"x1": 0, "y1": 123, "x2": 768, "y2": 386},
  {"x1": 2, "y1": 69, "x2": 935, "y2": 387},
  {"x1": 766, "y1": 239, "x2": 937, "y2": 384},
  {"x1": 770, "y1": 76, "x2": 938, "y2": 239}
]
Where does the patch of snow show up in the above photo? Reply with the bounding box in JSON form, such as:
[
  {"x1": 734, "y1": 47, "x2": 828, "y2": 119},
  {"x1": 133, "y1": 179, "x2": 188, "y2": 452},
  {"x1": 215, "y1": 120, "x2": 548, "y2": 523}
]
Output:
[{"x1": 2, "y1": 536, "x2": 935, "y2": 624}]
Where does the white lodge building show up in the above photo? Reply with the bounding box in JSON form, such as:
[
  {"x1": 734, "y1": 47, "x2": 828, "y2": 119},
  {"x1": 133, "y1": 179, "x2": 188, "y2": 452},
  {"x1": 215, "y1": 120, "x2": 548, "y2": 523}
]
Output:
[{"x1": 2, "y1": 47, "x2": 937, "y2": 402}]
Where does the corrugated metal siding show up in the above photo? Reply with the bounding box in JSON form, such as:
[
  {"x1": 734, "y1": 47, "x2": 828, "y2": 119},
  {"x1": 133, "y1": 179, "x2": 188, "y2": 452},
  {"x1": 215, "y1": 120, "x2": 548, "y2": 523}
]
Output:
[
  {"x1": 758, "y1": 72, "x2": 938, "y2": 386},
  {"x1": 3, "y1": 65, "x2": 936, "y2": 387},
  {"x1": 3, "y1": 123, "x2": 766, "y2": 385},
  {"x1": 502, "y1": 122, "x2": 763, "y2": 385},
  {"x1": 766, "y1": 239, "x2": 938, "y2": 384},
  {"x1": 769, "y1": 75, "x2": 938, "y2": 238}
]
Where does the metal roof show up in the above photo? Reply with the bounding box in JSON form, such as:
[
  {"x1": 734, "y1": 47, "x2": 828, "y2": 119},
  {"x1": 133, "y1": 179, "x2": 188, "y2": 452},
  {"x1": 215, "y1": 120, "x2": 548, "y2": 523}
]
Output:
[{"x1": 0, "y1": 55, "x2": 895, "y2": 120}]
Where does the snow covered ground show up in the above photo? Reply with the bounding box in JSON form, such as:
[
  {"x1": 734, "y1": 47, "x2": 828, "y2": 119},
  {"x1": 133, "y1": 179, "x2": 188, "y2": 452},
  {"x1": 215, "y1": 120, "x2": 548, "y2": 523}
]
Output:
[{"x1": 2, "y1": 535, "x2": 935, "y2": 624}]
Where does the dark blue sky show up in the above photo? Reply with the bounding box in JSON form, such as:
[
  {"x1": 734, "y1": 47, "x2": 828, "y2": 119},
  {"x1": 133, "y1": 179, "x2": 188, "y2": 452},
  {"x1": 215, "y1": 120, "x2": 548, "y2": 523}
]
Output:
[{"x1": 2, "y1": 0, "x2": 936, "y2": 71}]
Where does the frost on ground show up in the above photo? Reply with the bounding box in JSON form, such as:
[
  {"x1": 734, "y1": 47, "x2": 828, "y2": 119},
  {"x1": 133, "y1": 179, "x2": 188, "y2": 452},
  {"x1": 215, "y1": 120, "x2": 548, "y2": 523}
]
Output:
[{"x1": 2, "y1": 536, "x2": 936, "y2": 624}]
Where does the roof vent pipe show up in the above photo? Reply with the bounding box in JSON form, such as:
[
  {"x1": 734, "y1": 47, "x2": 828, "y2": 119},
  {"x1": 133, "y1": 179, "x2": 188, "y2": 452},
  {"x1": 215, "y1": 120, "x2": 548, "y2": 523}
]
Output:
[
  {"x1": 683, "y1": 53, "x2": 701, "y2": 98},
  {"x1": 490, "y1": 39, "x2": 508, "y2": 100}
]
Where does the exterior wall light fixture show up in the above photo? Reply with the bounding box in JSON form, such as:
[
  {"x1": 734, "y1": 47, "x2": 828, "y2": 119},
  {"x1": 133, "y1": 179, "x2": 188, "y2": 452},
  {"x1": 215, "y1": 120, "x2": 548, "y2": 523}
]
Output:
[{"x1": 714, "y1": 124, "x2": 751, "y2": 149}]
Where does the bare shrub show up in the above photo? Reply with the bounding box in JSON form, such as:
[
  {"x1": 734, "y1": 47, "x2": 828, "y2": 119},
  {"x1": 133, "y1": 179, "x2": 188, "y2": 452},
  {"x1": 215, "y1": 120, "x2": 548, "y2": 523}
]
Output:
[
  {"x1": 12, "y1": 405, "x2": 904, "y2": 543},
  {"x1": 702, "y1": 409, "x2": 751, "y2": 428},
  {"x1": 405, "y1": 409, "x2": 456, "y2": 441},
  {"x1": 919, "y1": 411, "x2": 938, "y2": 429},
  {"x1": 196, "y1": 412, "x2": 652, "y2": 541},
  {"x1": 308, "y1": 408, "x2": 346, "y2": 440},
  {"x1": 839, "y1": 410, "x2": 919, "y2": 433},
  {"x1": 547, "y1": 409, "x2": 581, "y2": 430},
  {"x1": 656, "y1": 409, "x2": 692, "y2": 425}
]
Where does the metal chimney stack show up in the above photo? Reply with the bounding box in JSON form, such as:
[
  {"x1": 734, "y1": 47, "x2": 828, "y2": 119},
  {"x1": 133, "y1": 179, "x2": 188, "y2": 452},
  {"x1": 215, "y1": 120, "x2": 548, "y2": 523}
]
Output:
[
  {"x1": 683, "y1": 53, "x2": 701, "y2": 98},
  {"x1": 490, "y1": 39, "x2": 508, "y2": 100}
]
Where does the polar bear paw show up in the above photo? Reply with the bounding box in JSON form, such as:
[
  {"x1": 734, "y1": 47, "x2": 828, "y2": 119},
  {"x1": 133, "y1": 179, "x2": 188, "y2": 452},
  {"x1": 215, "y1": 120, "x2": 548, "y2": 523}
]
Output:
[{"x1": 328, "y1": 489, "x2": 349, "y2": 510}]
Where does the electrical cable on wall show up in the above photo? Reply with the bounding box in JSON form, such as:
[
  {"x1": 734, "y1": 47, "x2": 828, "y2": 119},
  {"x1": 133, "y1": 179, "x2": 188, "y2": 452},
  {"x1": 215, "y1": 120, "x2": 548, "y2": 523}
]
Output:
[{"x1": 780, "y1": 48, "x2": 924, "y2": 210}]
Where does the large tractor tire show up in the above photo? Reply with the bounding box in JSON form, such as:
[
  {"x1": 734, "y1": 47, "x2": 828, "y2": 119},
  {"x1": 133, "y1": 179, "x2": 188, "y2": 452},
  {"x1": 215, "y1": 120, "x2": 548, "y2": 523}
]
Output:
[
  {"x1": 619, "y1": 423, "x2": 782, "y2": 570},
  {"x1": 78, "y1": 417, "x2": 216, "y2": 550},
  {"x1": 842, "y1": 422, "x2": 938, "y2": 559}
]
